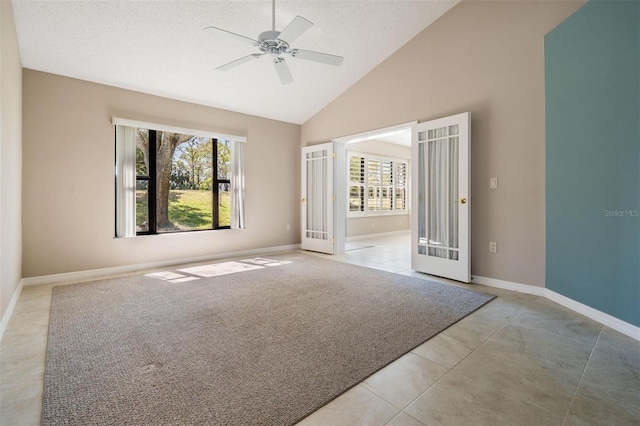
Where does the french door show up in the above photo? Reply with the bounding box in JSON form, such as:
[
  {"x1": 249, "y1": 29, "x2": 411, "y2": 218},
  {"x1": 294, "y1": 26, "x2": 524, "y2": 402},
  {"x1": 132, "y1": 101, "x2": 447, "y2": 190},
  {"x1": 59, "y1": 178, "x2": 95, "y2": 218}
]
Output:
[
  {"x1": 301, "y1": 142, "x2": 334, "y2": 254},
  {"x1": 411, "y1": 112, "x2": 471, "y2": 282}
]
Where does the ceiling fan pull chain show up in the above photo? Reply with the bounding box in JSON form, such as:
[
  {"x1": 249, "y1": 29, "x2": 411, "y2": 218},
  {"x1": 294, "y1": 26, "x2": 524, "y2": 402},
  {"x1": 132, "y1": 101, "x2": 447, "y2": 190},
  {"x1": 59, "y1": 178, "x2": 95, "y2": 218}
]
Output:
[{"x1": 272, "y1": 0, "x2": 275, "y2": 31}]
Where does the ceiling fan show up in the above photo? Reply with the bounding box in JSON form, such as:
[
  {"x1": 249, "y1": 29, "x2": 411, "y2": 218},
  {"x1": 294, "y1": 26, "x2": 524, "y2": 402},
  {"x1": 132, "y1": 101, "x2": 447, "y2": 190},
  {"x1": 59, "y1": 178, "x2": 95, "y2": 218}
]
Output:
[{"x1": 204, "y1": 0, "x2": 344, "y2": 85}]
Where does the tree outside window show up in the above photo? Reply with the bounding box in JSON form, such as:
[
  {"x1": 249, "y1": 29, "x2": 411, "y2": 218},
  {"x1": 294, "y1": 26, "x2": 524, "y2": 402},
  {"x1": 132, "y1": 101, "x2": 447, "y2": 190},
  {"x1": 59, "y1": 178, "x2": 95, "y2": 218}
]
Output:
[{"x1": 134, "y1": 128, "x2": 231, "y2": 234}]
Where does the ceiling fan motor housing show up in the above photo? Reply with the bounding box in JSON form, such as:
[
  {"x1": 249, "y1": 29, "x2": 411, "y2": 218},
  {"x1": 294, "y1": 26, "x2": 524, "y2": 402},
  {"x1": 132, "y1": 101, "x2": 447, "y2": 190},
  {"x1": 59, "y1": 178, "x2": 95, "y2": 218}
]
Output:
[{"x1": 258, "y1": 31, "x2": 290, "y2": 55}]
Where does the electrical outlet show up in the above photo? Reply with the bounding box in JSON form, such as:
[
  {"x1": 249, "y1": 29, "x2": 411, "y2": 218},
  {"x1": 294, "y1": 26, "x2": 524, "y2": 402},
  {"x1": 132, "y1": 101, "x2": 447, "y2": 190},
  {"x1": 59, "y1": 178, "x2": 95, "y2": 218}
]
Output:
[
  {"x1": 489, "y1": 241, "x2": 497, "y2": 253},
  {"x1": 286, "y1": 224, "x2": 291, "y2": 231},
  {"x1": 490, "y1": 178, "x2": 498, "y2": 189},
  {"x1": 372, "y1": 222, "x2": 375, "y2": 229}
]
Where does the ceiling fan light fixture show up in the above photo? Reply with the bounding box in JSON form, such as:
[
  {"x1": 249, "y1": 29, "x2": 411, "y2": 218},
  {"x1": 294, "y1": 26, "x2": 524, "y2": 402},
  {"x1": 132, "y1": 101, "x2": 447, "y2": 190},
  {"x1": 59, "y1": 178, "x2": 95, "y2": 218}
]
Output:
[{"x1": 205, "y1": 0, "x2": 343, "y2": 84}]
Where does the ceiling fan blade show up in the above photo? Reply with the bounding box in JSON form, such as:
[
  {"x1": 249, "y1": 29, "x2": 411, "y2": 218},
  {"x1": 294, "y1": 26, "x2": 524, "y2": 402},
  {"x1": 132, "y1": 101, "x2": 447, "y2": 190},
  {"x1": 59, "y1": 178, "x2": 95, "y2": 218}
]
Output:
[
  {"x1": 277, "y1": 16, "x2": 313, "y2": 44},
  {"x1": 292, "y1": 49, "x2": 344, "y2": 67},
  {"x1": 216, "y1": 54, "x2": 263, "y2": 71},
  {"x1": 273, "y1": 58, "x2": 293, "y2": 85},
  {"x1": 204, "y1": 26, "x2": 258, "y2": 45}
]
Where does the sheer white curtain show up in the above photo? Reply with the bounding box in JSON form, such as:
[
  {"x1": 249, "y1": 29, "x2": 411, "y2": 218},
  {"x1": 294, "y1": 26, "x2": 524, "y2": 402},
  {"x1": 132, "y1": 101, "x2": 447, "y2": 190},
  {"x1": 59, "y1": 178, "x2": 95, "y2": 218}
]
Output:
[
  {"x1": 115, "y1": 125, "x2": 137, "y2": 238},
  {"x1": 230, "y1": 140, "x2": 246, "y2": 229},
  {"x1": 448, "y1": 137, "x2": 459, "y2": 252},
  {"x1": 428, "y1": 138, "x2": 447, "y2": 257}
]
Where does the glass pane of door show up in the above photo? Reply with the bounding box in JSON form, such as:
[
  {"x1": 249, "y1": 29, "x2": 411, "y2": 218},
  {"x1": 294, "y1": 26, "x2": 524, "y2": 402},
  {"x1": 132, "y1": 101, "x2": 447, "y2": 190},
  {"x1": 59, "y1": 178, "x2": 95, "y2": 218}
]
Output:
[
  {"x1": 428, "y1": 136, "x2": 447, "y2": 258},
  {"x1": 306, "y1": 150, "x2": 328, "y2": 240},
  {"x1": 417, "y1": 126, "x2": 459, "y2": 261}
]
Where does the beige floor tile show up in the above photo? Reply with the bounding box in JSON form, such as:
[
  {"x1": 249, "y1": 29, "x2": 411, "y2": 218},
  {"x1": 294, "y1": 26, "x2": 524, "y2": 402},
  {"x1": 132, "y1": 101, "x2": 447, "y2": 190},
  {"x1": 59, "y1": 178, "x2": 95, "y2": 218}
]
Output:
[
  {"x1": 296, "y1": 385, "x2": 399, "y2": 426},
  {"x1": 466, "y1": 297, "x2": 527, "y2": 325},
  {"x1": 0, "y1": 391, "x2": 42, "y2": 426},
  {"x1": 405, "y1": 372, "x2": 564, "y2": 426},
  {"x1": 564, "y1": 328, "x2": 640, "y2": 425},
  {"x1": 0, "y1": 349, "x2": 46, "y2": 382},
  {"x1": 19, "y1": 284, "x2": 55, "y2": 297},
  {"x1": 454, "y1": 322, "x2": 596, "y2": 416},
  {"x1": 0, "y1": 325, "x2": 49, "y2": 358},
  {"x1": 11, "y1": 295, "x2": 51, "y2": 316},
  {"x1": 511, "y1": 298, "x2": 603, "y2": 345},
  {"x1": 385, "y1": 411, "x2": 425, "y2": 426},
  {"x1": 4, "y1": 310, "x2": 50, "y2": 330},
  {"x1": 2, "y1": 233, "x2": 638, "y2": 426},
  {"x1": 412, "y1": 332, "x2": 473, "y2": 369},
  {"x1": 0, "y1": 370, "x2": 44, "y2": 405},
  {"x1": 361, "y1": 352, "x2": 448, "y2": 409},
  {"x1": 411, "y1": 297, "x2": 525, "y2": 368}
]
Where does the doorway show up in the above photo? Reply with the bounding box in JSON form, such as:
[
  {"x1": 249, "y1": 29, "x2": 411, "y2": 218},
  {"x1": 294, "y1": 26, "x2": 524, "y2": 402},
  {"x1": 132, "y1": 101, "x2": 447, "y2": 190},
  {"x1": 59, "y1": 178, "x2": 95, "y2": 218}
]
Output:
[
  {"x1": 303, "y1": 113, "x2": 471, "y2": 283},
  {"x1": 333, "y1": 121, "x2": 416, "y2": 255}
]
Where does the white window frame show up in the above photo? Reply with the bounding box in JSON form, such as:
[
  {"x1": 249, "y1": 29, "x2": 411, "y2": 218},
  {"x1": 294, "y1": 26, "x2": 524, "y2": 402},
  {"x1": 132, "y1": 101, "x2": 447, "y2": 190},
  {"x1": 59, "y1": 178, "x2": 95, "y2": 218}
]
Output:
[{"x1": 347, "y1": 151, "x2": 409, "y2": 218}]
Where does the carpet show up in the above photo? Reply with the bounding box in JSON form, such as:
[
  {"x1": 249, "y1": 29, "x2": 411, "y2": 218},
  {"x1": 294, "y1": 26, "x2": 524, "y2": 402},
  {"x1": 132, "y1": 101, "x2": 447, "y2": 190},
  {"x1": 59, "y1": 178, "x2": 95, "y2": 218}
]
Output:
[{"x1": 42, "y1": 252, "x2": 495, "y2": 425}]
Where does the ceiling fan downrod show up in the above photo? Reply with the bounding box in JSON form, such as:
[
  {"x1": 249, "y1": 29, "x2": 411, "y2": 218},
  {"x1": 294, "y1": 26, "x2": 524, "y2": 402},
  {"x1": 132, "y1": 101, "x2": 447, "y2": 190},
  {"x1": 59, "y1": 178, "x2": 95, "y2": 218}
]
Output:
[{"x1": 272, "y1": 0, "x2": 276, "y2": 32}]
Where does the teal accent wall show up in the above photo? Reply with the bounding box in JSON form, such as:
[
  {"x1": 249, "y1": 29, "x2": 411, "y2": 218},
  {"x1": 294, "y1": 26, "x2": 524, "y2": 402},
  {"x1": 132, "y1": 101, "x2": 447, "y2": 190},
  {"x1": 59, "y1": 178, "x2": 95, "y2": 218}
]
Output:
[{"x1": 545, "y1": 1, "x2": 640, "y2": 327}]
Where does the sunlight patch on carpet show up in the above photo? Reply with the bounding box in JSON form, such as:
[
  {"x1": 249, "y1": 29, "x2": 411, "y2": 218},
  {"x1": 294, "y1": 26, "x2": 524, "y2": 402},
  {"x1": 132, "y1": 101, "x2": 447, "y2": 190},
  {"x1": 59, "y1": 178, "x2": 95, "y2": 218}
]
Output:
[{"x1": 145, "y1": 258, "x2": 293, "y2": 283}]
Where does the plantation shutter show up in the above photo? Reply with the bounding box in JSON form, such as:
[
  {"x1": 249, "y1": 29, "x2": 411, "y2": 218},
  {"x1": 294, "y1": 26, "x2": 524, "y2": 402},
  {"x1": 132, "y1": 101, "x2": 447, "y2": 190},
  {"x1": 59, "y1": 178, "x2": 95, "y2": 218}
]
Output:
[
  {"x1": 395, "y1": 162, "x2": 408, "y2": 211},
  {"x1": 367, "y1": 159, "x2": 381, "y2": 212},
  {"x1": 349, "y1": 155, "x2": 365, "y2": 213},
  {"x1": 381, "y1": 160, "x2": 394, "y2": 211}
]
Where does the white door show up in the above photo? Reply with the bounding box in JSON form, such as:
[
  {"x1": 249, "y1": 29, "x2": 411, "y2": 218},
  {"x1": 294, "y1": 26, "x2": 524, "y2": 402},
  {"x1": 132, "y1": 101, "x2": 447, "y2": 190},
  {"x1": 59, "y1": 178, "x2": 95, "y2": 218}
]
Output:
[
  {"x1": 411, "y1": 112, "x2": 471, "y2": 282},
  {"x1": 301, "y1": 142, "x2": 334, "y2": 254}
]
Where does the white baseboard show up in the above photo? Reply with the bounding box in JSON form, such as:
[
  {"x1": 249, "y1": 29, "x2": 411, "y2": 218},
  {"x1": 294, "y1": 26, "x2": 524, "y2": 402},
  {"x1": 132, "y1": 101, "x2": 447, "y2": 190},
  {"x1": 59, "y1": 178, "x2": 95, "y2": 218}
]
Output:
[
  {"x1": 0, "y1": 280, "x2": 23, "y2": 342},
  {"x1": 12, "y1": 246, "x2": 640, "y2": 343},
  {"x1": 21, "y1": 244, "x2": 300, "y2": 287},
  {"x1": 472, "y1": 275, "x2": 547, "y2": 297},
  {"x1": 544, "y1": 289, "x2": 640, "y2": 341},
  {"x1": 473, "y1": 275, "x2": 639, "y2": 341},
  {"x1": 347, "y1": 230, "x2": 410, "y2": 242}
]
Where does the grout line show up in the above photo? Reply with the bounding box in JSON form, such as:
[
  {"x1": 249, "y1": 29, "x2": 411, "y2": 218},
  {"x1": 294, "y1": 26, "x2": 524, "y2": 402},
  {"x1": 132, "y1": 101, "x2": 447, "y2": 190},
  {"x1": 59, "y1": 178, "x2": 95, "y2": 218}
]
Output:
[
  {"x1": 359, "y1": 381, "x2": 406, "y2": 411},
  {"x1": 385, "y1": 411, "x2": 426, "y2": 426},
  {"x1": 355, "y1": 384, "x2": 402, "y2": 414},
  {"x1": 410, "y1": 349, "x2": 452, "y2": 370},
  {"x1": 399, "y1": 303, "x2": 528, "y2": 413},
  {"x1": 561, "y1": 327, "x2": 603, "y2": 426}
]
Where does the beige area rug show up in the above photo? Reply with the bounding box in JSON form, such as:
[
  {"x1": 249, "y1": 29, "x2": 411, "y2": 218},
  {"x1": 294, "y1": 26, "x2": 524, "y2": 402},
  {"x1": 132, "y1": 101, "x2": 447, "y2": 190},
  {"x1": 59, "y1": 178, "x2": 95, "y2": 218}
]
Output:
[{"x1": 42, "y1": 252, "x2": 494, "y2": 425}]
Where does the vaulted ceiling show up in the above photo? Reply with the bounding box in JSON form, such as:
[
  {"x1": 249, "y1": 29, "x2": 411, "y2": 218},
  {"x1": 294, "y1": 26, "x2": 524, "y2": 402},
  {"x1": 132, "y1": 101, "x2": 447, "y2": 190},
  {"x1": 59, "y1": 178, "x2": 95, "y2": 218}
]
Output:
[{"x1": 12, "y1": 0, "x2": 458, "y2": 124}]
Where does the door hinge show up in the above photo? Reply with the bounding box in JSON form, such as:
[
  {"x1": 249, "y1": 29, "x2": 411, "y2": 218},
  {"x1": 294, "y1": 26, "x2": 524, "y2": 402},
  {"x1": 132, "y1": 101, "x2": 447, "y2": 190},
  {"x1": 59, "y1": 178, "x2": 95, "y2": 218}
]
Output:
[
  {"x1": 332, "y1": 194, "x2": 336, "y2": 202},
  {"x1": 332, "y1": 152, "x2": 336, "y2": 159},
  {"x1": 332, "y1": 237, "x2": 336, "y2": 243}
]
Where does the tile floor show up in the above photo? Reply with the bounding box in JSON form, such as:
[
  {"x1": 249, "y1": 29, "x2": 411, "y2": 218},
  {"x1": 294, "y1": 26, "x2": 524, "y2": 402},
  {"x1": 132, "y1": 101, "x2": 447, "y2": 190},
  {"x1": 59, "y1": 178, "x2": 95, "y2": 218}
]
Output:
[{"x1": 1, "y1": 232, "x2": 639, "y2": 425}]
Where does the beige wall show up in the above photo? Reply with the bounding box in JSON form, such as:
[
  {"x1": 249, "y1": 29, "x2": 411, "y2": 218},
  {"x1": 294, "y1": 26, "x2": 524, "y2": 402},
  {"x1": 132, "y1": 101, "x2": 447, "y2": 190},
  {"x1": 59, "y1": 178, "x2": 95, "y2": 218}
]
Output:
[
  {"x1": 22, "y1": 70, "x2": 300, "y2": 278},
  {"x1": 1, "y1": 1, "x2": 23, "y2": 319},
  {"x1": 302, "y1": 1, "x2": 584, "y2": 287},
  {"x1": 347, "y1": 216, "x2": 410, "y2": 239},
  {"x1": 346, "y1": 139, "x2": 410, "y2": 238}
]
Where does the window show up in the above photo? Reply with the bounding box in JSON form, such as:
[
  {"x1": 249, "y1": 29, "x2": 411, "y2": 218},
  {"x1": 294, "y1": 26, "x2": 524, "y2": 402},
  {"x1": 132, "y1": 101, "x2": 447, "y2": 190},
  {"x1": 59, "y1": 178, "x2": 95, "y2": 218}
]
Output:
[
  {"x1": 348, "y1": 152, "x2": 408, "y2": 216},
  {"x1": 115, "y1": 121, "x2": 245, "y2": 237}
]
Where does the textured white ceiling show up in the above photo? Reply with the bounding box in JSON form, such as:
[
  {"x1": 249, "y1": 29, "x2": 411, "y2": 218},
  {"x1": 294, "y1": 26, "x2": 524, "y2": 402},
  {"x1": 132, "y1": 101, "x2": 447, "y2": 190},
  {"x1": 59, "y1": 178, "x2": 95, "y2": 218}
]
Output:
[{"x1": 12, "y1": 0, "x2": 458, "y2": 124}]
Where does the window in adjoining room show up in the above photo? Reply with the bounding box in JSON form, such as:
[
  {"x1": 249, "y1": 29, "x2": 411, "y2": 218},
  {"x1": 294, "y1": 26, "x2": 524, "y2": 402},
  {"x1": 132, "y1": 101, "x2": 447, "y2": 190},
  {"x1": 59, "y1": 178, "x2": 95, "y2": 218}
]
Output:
[{"x1": 348, "y1": 152, "x2": 408, "y2": 217}]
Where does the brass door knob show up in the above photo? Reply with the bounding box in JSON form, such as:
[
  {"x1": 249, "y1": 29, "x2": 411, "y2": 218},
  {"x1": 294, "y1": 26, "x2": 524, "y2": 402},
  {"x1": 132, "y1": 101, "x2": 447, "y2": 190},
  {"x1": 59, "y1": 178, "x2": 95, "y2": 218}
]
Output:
[
  {"x1": 301, "y1": 198, "x2": 306, "y2": 203},
  {"x1": 460, "y1": 198, "x2": 467, "y2": 204}
]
